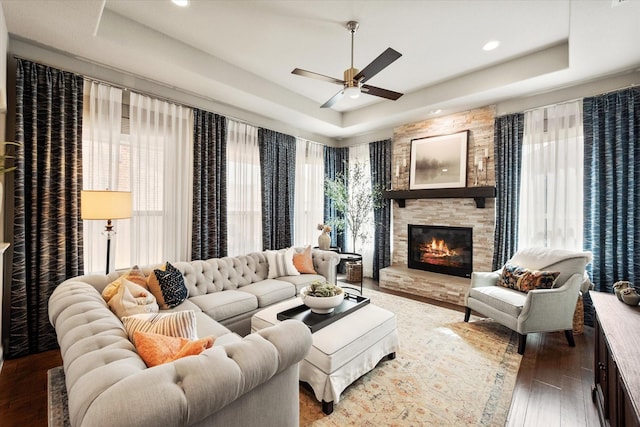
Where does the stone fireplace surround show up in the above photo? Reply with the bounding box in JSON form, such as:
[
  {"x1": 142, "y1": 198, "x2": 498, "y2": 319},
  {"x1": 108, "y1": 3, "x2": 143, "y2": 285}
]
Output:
[{"x1": 379, "y1": 106, "x2": 496, "y2": 306}]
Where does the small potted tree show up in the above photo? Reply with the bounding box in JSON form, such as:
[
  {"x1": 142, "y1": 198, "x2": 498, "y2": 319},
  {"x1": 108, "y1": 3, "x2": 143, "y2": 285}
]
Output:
[{"x1": 324, "y1": 160, "x2": 385, "y2": 280}]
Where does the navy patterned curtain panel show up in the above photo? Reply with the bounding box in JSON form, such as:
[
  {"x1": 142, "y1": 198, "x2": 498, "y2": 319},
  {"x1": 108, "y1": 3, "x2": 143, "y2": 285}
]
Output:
[
  {"x1": 492, "y1": 113, "x2": 524, "y2": 270},
  {"x1": 258, "y1": 128, "x2": 296, "y2": 250},
  {"x1": 369, "y1": 139, "x2": 392, "y2": 280},
  {"x1": 8, "y1": 60, "x2": 84, "y2": 357},
  {"x1": 323, "y1": 146, "x2": 349, "y2": 251},
  {"x1": 192, "y1": 110, "x2": 227, "y2": 260},
  {"x1": 583, "y1": 87, "x2": 640, "y2": 293}
]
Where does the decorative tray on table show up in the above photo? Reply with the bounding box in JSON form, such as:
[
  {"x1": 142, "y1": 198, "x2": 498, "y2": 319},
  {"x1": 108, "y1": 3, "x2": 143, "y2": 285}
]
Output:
[{"x1": 277, "y1": 293, "x2": 370, "y2": 333}]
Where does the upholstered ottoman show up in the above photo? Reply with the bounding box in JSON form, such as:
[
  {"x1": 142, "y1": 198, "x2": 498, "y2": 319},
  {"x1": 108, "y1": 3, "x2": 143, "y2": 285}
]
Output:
[{"x1": 251, "y1": 297, "x2": 399, "y2": 414}]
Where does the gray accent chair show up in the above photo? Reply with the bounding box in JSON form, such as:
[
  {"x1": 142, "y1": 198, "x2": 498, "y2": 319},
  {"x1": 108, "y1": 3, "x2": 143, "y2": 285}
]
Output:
[{"x1": 464, "y1": 248, "x2": 592, "y2": 355}]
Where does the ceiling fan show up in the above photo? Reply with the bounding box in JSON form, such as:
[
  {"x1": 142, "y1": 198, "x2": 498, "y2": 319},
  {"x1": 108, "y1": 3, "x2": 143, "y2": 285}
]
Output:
[{"x1": 292, "y1": 21, "x2": 403, "y2": 108}]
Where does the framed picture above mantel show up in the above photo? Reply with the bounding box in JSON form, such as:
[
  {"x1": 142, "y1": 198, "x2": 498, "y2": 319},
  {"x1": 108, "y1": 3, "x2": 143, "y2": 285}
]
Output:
[{"x1": 409, "y1": 130, "x2": 468, "y2": 190}]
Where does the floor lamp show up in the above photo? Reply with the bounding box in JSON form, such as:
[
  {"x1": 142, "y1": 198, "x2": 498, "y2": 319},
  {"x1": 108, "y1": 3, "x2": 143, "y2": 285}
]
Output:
[{"x1": 81, "y1": 190, "x2": 132, "y2": 274}]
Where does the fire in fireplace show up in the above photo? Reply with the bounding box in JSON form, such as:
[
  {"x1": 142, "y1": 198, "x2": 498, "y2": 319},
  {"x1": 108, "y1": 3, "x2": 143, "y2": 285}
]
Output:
[{"x1": 407, "y1": 224, "x2": 473, "y2": 278}]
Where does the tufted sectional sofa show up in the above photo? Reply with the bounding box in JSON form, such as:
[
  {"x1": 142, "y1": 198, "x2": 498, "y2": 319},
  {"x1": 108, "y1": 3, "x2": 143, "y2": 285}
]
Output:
[{"x1": 48, "y1": 248, "x2": 340, "y2": 427}]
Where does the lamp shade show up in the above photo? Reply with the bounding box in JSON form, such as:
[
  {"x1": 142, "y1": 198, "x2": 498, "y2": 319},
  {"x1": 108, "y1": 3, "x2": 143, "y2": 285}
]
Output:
[{"x1": 81, "y1": 190, "x2": 132, "y2": 220}]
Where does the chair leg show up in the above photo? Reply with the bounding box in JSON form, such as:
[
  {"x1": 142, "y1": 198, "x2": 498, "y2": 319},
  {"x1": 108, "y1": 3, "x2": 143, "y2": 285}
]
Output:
[
  {"x1": 517, "y1": 333, "x2": 527, "y2": 355},
  {"x1": 564, "y1": 330, "x2": 576, "y2": 347},
  {"x1": 464, "y1": 307, "x2": 471, "y2": 322}
]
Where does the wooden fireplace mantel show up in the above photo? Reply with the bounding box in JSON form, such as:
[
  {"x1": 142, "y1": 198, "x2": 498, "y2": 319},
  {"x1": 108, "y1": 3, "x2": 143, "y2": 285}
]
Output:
[{"x1": 383, "y1": 186, "x2": 496, "y2": 208}]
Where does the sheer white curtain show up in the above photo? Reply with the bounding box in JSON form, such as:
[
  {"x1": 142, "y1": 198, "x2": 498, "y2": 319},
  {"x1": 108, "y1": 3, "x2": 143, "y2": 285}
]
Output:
[
  {"x1": 519, "y1": 100, "x2": 584, "y2": 250},
  {"x1": 127, "y1": 92, "x2": 194, "y2": 264},
  {"x1": 294, "y1": 138, "x2": 325, "y2": 247},
  {"x1": 348, "y1": 144, "x2": 374, "y2": 277},
  {"x1": 226, "y1": 120, "x2": 262, "y2": 256},
  {"x1": 82, "y1": 83, "x2": 194, "y2": 273},
  {"x1": 82, "y1": 81, "x2": 123, "y2": 273}
]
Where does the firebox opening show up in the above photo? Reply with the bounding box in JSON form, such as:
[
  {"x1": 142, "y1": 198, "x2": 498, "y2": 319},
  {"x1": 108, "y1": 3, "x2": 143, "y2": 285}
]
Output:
[{"x1": 407, "y1": 224, "x2": 473, "y2": 278}]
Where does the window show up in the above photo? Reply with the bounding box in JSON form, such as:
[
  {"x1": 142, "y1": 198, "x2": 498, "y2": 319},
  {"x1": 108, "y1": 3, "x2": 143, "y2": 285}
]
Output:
[
  {"x1": 294, "y1": 138, "x2": 324, "y2": 247},
  {"x1": 519, "y1": 101, "x2": 584, "y2": 250},
  {"x1": 82, "y1": 82, "x2": 193, "y2": 273},
  {"x1": 226, "y1": 120, "x2": 262, "y2": 256}
]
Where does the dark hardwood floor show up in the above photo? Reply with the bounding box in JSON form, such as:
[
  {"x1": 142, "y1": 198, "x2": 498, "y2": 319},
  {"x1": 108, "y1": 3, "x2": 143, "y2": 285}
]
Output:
[
  {"x1": 0, "y1": 348, "x2": 62, "y2": 427},
  {"x1": 0, "y1": 278, "x2": 600, "y2": 426}
]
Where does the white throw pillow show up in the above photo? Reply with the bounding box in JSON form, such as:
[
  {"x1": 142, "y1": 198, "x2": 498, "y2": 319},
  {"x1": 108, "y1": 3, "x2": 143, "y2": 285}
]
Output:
[
  {"x1": 121, "y1": 310, "x2": 198, "y2": 341},
  {"x1": 265, "y1": 248, "x2": 300, "y2": 279},
  {"x1": 108, "y1": 278, "x2": 159, "y2": 319}
]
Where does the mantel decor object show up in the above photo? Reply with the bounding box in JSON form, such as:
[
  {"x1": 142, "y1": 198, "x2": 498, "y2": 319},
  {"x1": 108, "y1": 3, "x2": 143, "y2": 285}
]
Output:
[{"x1": 409, "y1": 130, "x2": 468, "y2": 190}]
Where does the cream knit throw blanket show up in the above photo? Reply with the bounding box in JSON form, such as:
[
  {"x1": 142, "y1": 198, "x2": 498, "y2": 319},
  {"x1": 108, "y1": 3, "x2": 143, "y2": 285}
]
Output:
[{"x1": 509, "y1": 247, "x2": 593, "y2": 270}]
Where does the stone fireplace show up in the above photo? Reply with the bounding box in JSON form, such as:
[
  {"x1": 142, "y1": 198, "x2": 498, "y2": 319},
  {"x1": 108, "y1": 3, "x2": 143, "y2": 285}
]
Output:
[{"x1": 379, "y1": 106, "x2": 496, "y2": 306}]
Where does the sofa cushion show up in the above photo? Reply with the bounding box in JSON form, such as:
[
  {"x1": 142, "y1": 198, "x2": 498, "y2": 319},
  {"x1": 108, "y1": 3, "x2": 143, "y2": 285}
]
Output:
[
  {"x1": 173, "y1": 260, "x2": 224, "y2": 295},
  {"x1": 222, "y1": 256, "x2": 259, "y2": 288},
  {"x1": 193, "y1": 312, "x2": 233, "y2": 338},
  {"x1": 497, "y1": 263, "x2": 560, "y2": 293},
  {"x1": 148, "y1": 262, "x2": 189, "y2": 309},
  {"x1": 107, "y1": 279, "x2": 159, "y2": 318},
  {"x1": 133, "y1": 331, "x2": 214, "y2": 367},
  {"x1": 102, "y1": 265, "x2": 148, "y2": 303},
  {"x1": 160, "y1": 298, "x2": 203, "y2": 314},
  {"x1": 540, "y1": 258, "x2": 588, "y2": 287},
  {"x1": 189, "y1": 290, "x2": 258, "y2": 321},
  {"x1": 265, "y1": 248, "x2": 299, "y2": 279},
  {"x1": 468, "y1": 286, "x2": 526, "y2": 318},
  {"x1": 293, "y1": 246, "x2": 317, "y2": 274},
  {"x1": 121, "y1": 310, "x2": 198, "y2": 340},
  {"x1": 239, "y1": 279, "x2": 296, "y2": 307},
  {"x1": 277, "y1": 273, "x2": 327, "y2": 294}
]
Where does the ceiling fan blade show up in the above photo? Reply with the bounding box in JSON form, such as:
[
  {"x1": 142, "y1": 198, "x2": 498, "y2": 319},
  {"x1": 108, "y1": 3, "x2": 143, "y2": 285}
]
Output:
[
  {"x1": 354, "y1": 48, "x2": 402, "y2": 83},
  {"x1": 321, "y1": 89, "x2": 345, "y2": 108},
  {"x1": 361, "y1": 84, "x2": 403, "y2": 101},
  {"x1": 291, "y1": 68, "x2": 344, "y2": 85}
]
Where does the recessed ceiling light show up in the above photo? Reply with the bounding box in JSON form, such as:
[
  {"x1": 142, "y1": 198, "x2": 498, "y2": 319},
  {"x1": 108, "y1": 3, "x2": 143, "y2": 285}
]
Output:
[
  {"x1": 172, "y1": 0, "x2": 189, "y2": 6},
  {"x1": 483, "y1": 40, "x2": 500, "y2": 51}
]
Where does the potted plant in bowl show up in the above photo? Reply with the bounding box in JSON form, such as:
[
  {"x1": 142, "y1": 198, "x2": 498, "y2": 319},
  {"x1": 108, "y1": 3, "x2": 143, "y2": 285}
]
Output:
[{"x1": 301, "y1": 280, "x2": 345, "y2": 314}]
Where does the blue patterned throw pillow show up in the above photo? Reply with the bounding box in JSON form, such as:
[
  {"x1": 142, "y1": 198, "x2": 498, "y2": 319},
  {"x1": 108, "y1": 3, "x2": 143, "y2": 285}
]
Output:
[
  {"x1": 148, "y1": 262, "x2": 188, "y2": 309},
  {"x1": 497, "y1": 262, "x2": 560, "y2": 293}
]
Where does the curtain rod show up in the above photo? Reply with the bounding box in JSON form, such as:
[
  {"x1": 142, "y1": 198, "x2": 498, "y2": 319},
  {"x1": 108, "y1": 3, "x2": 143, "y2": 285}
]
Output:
[
  {"x1": 522, "y1": 97, "x2": 583, "y2": 113},
  {"x1": 519, "y1": 83, "x2": 639, "y2": 114},
  {"x1": 11, "y1": 54, "x2": 324, "y2": 144}
]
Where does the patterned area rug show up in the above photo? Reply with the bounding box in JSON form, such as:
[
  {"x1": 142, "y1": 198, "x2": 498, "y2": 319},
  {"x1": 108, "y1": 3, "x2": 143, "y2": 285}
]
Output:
[
  {"x1": 299, "y1": 289, "x2": 522, "y2": 426},
  {"x1": 47, "y1": 366, "x2": 69, "y2": 427},
  {"x1": 47, "y1": 289, "x2": 522, "y2": 427}
]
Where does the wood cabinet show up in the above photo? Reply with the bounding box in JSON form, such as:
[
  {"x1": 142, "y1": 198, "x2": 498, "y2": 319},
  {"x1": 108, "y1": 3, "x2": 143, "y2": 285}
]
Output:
[{"x1": 591, "y1": 292, "x2": 640, "y2": 427}]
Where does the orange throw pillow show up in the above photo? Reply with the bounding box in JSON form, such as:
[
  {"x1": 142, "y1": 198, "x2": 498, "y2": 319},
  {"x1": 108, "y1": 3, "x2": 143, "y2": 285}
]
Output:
[
  {"x1": 133, "y1": 331, "x2": 214, "y2": 367},
  {"x1": 293, "y1": 246, "x2": 317, "y2": 274}
]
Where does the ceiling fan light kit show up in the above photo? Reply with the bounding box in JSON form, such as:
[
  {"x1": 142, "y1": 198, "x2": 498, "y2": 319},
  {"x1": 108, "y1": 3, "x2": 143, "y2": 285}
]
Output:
[
  {"x1": 344, "y1": 86, "x2": 361, "y2": 99},
  {"x1": 292, "y1": 20, "x2": 403, "y2": 108}
]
